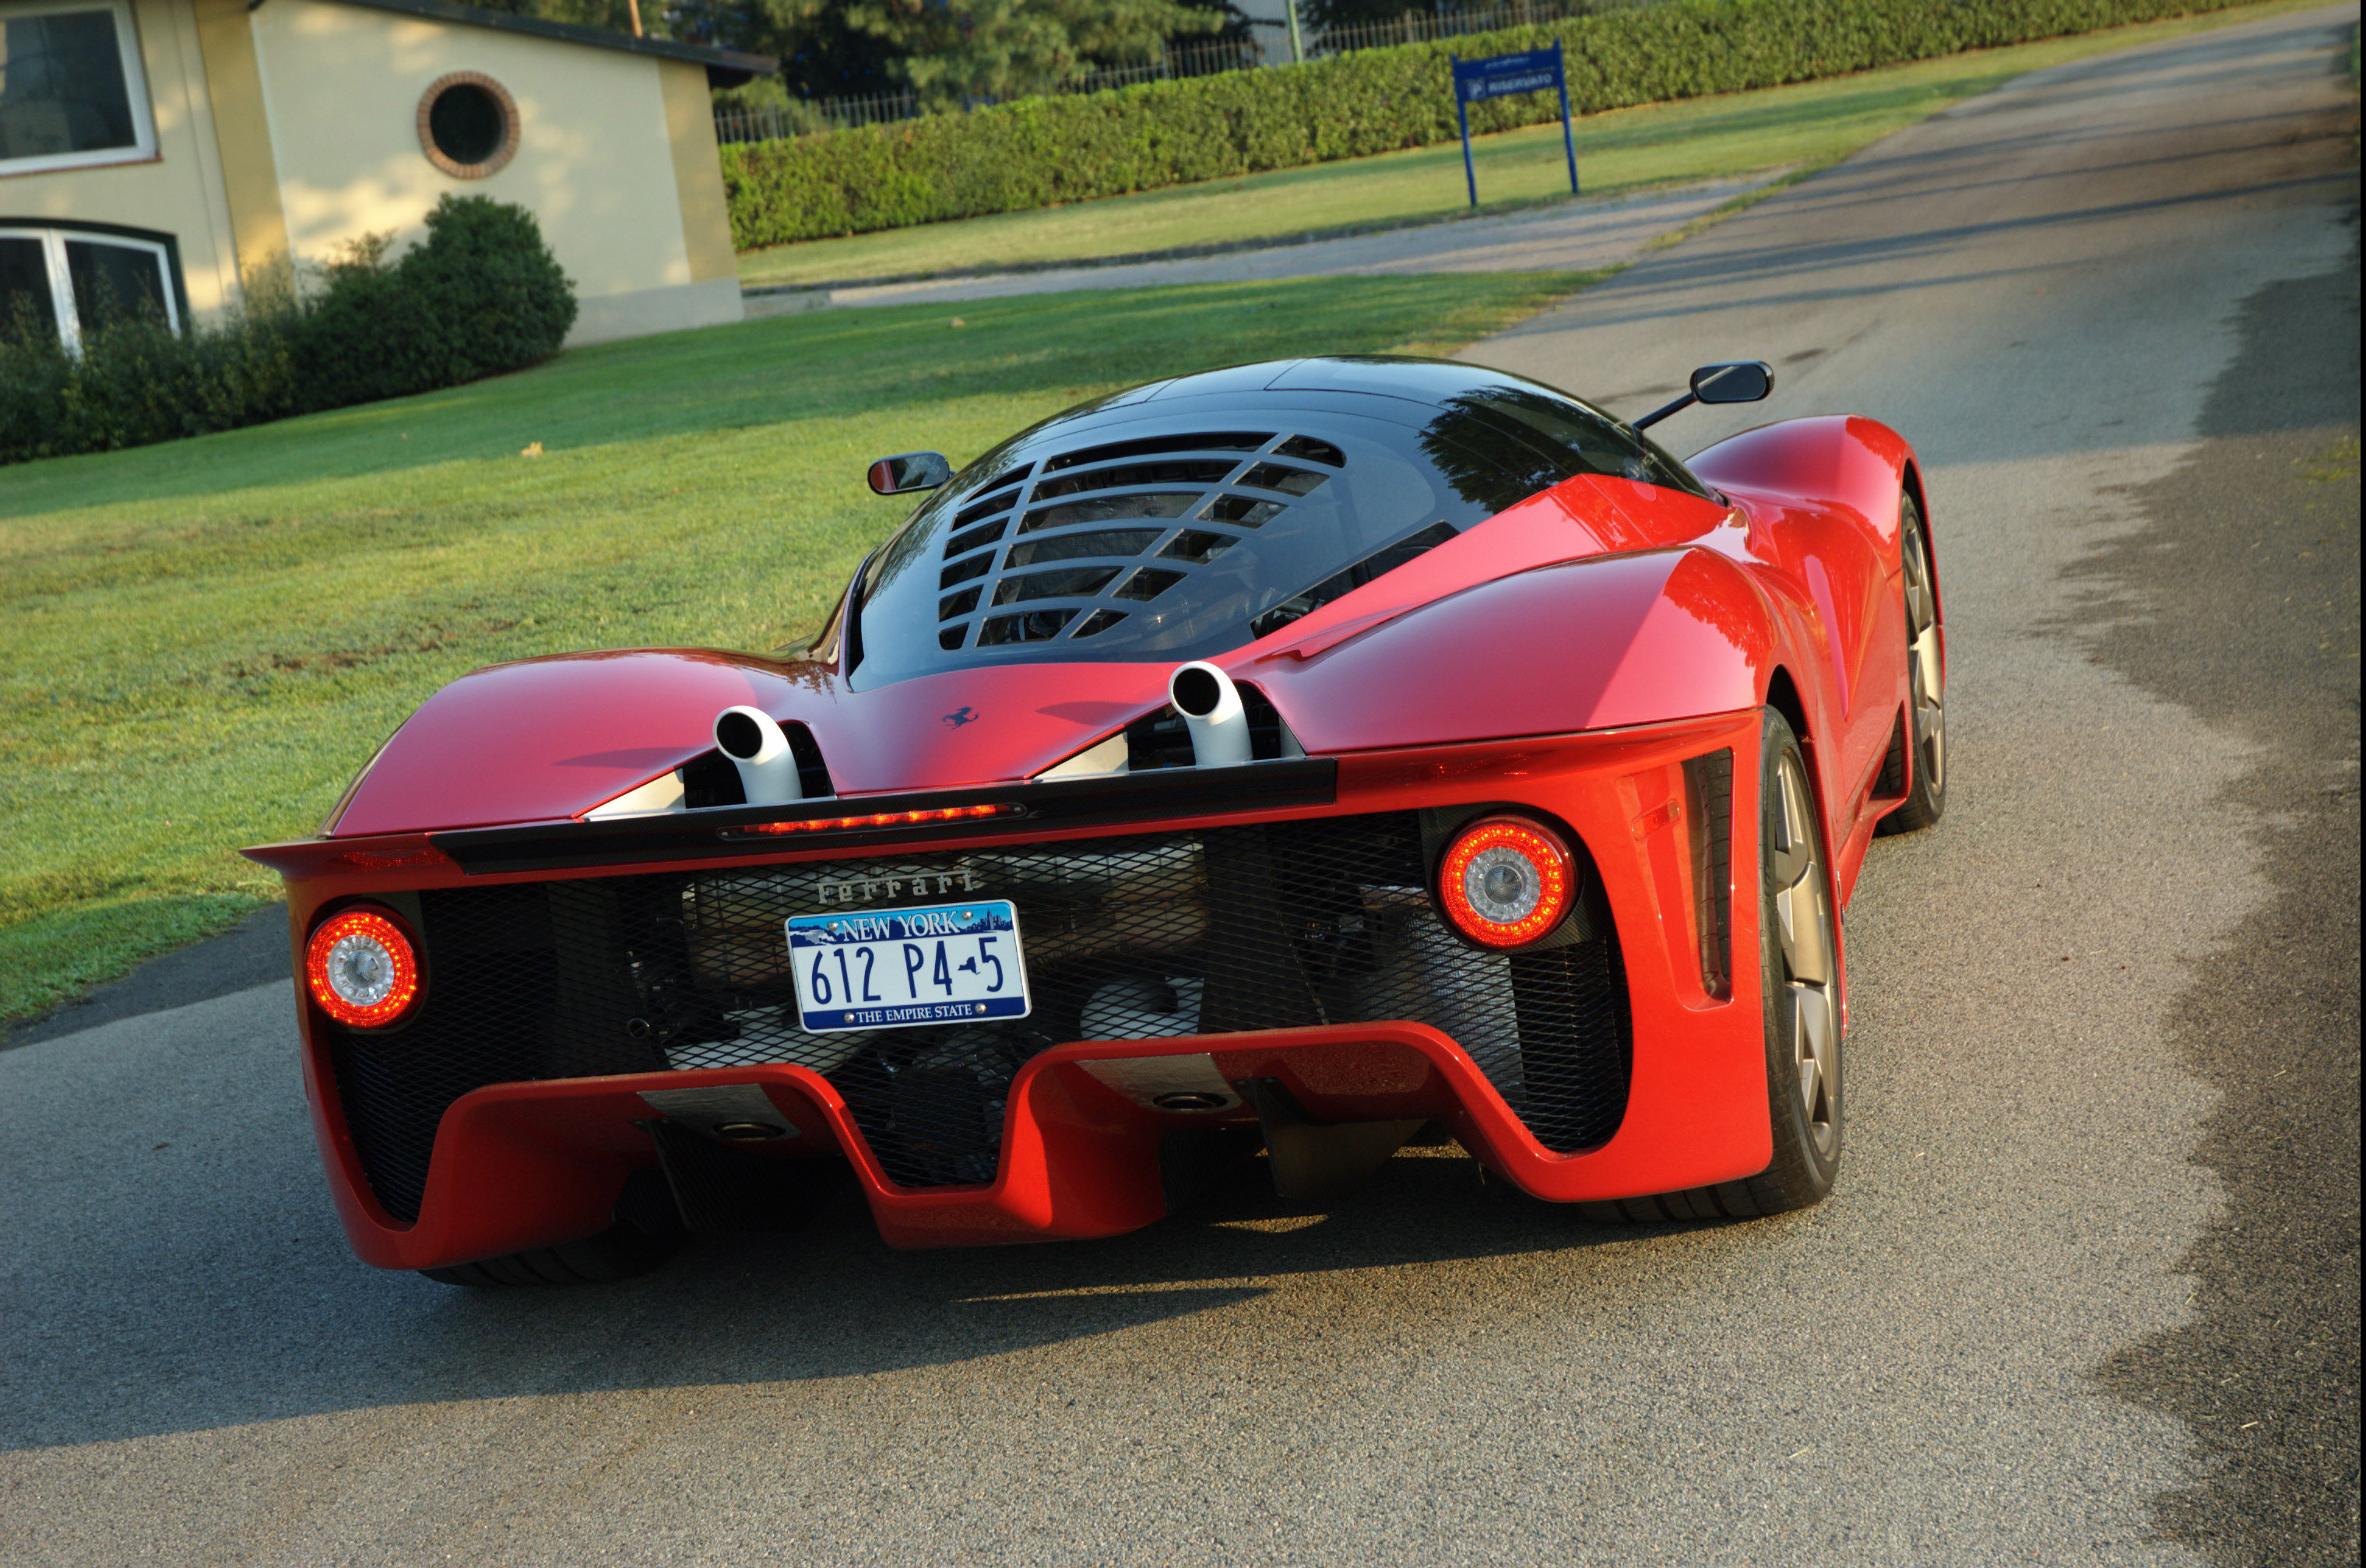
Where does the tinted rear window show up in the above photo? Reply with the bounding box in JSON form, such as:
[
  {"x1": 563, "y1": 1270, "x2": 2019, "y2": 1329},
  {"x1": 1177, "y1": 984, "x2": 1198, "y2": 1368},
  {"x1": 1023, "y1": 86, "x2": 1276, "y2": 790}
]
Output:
[{"x1": 847, "y1": 381, "x2": 1695, "y2": 686}]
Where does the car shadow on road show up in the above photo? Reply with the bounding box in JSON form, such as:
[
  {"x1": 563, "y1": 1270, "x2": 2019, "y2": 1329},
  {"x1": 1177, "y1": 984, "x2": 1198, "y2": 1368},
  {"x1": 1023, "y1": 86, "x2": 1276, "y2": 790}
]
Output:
[{"x1": 2, "y1": 1133, "x2": 1700, "y2": 1454}]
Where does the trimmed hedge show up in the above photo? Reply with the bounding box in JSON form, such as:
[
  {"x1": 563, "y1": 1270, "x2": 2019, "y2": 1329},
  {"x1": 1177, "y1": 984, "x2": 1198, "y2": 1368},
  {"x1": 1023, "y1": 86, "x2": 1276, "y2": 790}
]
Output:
[
  {"x1": 724, "y1": 0, "x2": 2255, "y2": 248},
  {"x1": 2, "y1": 195, "x2": 575, "y2": 466}
]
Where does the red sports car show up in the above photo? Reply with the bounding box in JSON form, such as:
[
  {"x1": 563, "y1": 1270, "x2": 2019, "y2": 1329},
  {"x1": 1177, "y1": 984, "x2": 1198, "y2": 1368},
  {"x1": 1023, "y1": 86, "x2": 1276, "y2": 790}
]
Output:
[{"x1": 245, "y1": 355, "x2": 1946, "y2": 1285}]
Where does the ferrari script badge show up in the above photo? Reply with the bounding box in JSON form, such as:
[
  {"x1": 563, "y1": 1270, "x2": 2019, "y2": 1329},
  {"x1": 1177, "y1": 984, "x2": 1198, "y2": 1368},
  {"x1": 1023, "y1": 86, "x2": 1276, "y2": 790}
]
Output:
[{"x1": 815, "y1": 870, "x2": 982, "y2": 906}]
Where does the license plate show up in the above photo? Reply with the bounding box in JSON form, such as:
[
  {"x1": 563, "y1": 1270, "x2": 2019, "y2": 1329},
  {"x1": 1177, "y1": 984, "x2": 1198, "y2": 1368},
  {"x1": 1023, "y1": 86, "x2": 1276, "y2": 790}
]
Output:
[{"x1": 784, "y1": 899, "x2": 1031, "y2": 1033}]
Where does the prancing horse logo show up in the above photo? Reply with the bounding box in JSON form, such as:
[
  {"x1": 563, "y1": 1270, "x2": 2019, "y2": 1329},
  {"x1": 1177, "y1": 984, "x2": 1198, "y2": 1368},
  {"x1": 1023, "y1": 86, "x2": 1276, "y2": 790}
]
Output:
[{"x1": 941, "y1": 706, "x2": 979, "y2": 730}]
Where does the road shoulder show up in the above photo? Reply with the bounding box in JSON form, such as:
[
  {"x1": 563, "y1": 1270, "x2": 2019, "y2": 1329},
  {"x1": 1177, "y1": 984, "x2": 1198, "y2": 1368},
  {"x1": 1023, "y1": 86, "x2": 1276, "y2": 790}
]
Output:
[{"x1": 2087, "y1": 226, "x2": 2362, "y2": 1568}]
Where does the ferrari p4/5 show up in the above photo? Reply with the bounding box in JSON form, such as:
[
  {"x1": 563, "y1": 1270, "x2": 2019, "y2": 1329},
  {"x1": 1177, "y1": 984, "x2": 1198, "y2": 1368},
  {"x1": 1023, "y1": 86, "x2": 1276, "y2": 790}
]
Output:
[{"x1": 246, "y1": 355, "x2": 1946, "y2": 1285}]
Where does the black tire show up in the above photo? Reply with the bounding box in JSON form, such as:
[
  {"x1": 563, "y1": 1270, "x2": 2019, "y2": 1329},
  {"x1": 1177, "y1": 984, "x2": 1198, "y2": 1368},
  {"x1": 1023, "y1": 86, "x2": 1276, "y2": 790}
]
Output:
[
  {"x1": 1583, "y1": 708, "x2": 1843, "y2": 1222},
  {"x1": 420, "y1": 1169, "x2": 684, "y2": 1287},
  {"x1": 1877, "y1": 491, "x2": 1946, "y2": 836}
]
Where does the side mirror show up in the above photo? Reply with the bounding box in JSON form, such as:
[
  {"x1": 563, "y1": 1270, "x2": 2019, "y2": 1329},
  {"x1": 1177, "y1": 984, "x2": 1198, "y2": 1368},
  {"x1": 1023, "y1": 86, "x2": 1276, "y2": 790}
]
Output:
[
  {"x1": 1632, "y1": 360, "x2": 1775, "y2": 431},
  {"x1": 1691, "y1": 361, "x2": 1774, "y2": 404},
  {"x1": 867, "y1": 452, "x2": 952, "y2": 495}
]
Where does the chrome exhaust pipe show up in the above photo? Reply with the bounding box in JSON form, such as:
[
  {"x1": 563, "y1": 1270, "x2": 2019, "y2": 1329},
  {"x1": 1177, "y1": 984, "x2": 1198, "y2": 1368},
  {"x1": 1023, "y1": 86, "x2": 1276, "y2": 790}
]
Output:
[
  {"x1": 713, "y1": 705, "x2": 803, "y2": 805},
  {"x1": 1169, "y1": 662, "x2": 1251, "y2": 768}
]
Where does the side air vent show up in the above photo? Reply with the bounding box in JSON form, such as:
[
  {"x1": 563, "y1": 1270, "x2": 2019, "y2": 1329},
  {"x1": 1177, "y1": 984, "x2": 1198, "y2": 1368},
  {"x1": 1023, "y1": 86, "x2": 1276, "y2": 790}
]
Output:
[
  {"x1": 1126, "y1": 707, "x2": 1194, "y2": 772},
  {"x1": 933, "y1": 432, "x2": 1347, "y2": 653},
  {"x1": 1682, "y1": 749, "x2": 1734, "y2": 1000}
]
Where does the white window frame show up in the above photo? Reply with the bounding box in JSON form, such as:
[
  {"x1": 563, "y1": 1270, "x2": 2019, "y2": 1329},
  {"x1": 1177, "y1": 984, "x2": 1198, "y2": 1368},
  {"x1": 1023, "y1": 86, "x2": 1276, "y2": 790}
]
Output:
[
  {"x1": 0, "y1": 223, "x2": 176, "y2": 352},
  {"x1": 0, "y1": 0, "x2": 159, "y2": 177}
]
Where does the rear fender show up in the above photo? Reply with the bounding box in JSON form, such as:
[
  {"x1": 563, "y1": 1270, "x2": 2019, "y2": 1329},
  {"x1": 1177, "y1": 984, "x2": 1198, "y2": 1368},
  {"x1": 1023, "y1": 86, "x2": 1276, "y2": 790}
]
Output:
[
  {"x1": 1691, "y1": 416, "x2": 1931, "y2": 846},
  {"x1": 1688, "y1": 415, "x2": 1918, "y2": 567},
  {"x1": 1254, "y1": 547, "x2": 1778, "y2": 754}
]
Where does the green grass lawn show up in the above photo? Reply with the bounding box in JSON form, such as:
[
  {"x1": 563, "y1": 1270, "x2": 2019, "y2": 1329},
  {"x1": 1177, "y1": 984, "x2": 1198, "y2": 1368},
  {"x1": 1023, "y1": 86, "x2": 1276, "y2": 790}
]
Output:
[
  {"x1": 737, "y1": 0, "x2": 2325, "y2": 290},
  {"x1": 0, "y1": 271, "x2": 1591, "y2": 1024}
]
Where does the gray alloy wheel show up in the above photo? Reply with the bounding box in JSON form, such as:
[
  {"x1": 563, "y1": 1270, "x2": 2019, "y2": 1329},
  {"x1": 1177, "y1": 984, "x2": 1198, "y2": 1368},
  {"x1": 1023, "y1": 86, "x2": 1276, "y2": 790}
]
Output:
[
  {"x1": 1578, "y1": 708, "x2": 1842, "y2": 1222},
  {"x1": 1769, "y1": 734, "x2": 1840, "y2": 1165},
  {"x1": 1879, "y1": 493, "x2": 1947, "y2": 835}
]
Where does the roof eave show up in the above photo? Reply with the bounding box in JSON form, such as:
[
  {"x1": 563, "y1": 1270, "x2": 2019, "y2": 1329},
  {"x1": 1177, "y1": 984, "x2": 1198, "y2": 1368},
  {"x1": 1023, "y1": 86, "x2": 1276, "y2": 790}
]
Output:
[{"x1": 311, "y1": 0, "x2": 777, "y2": 85}]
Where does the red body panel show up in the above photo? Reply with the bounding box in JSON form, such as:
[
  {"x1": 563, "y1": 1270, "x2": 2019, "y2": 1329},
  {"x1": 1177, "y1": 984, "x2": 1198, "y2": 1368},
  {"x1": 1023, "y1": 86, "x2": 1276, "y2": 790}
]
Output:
[
  {"x1": 277, "y1": 712, "x2": 1782, "y2": 1266},
  {"x1": 1690, "y1": 414, "x2": 1933, "y2": 900},
  {"x1": 248, "y1": 410, "x2": 1935, "y2": 1268}
]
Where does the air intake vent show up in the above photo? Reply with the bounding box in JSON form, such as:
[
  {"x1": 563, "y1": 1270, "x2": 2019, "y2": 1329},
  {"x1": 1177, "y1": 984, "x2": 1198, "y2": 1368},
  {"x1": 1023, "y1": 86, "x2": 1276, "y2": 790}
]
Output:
[
  {"x1": 934, "y1": 433, "x2": 1345, "y2": 652},
  {"x1": 953, "y1": 476, "x2": 1028, "y2": 528},
  {"x1": 678, "y1": 722, "x2": 835, "y2": 807},
  {"x1": 1040, "y1": 432, "x2": 1272, "y2": 472},
  {"x1": 1032, "y1": 459, "x2": 1239, "y2": 501},
  {"x1": 1124, "y1": 682, "x2": 1297, "y2": 770}
]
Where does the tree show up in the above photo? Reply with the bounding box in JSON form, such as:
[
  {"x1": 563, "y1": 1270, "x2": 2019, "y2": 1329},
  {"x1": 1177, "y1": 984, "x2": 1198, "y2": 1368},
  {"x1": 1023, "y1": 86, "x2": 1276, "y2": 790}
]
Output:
[
  {"x1": 470, "y1": 0, "x2": 649, "y2": 33},
  {"x1": 1297, "y1": 0, "x2": 1462, "y2": 40},
  {"x1": 482, "y1": 0, "x2": 1237, "y2": 111},
  {"x1": 840, "y1": 0, "x2": 1224, "y2": 104},
  {"x1": 680, "y1": 0, "x2": 912, "y2": 99}
]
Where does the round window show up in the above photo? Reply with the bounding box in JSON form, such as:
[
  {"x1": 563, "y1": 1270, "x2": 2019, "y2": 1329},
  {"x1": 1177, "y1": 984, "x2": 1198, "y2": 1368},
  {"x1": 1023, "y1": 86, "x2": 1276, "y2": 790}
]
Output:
[{"x1": 417, "y1": 73, "x2": 519, "y2": 178}]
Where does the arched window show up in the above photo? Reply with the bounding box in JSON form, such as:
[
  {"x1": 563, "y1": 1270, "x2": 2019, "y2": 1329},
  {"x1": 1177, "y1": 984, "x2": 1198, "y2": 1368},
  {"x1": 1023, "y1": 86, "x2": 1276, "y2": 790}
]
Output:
[{"x1": 0, "y1": 223, "x2": 177, "y2": 353}]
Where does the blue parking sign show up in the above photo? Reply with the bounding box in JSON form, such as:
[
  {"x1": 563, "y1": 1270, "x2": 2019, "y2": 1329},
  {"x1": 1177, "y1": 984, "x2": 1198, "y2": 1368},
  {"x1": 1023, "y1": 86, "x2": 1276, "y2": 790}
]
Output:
[{"x1": 1448, "y1": 42, "x2": 1579, "y2": 207}]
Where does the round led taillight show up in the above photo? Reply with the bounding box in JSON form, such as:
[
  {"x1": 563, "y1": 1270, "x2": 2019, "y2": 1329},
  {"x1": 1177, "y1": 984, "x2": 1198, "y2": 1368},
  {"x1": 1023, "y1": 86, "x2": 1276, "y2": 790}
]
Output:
[
  {"x1": 1437, "y1": 817, "x2": 1577, "y2": 950},
  {"x1": 304, "y1": 907, "x2": 422, "y2": 1029}
]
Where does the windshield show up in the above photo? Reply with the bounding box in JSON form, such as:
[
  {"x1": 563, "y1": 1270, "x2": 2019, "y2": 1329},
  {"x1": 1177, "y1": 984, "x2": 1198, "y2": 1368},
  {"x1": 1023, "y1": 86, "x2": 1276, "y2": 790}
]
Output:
[{"x1": 845, "y1": 364, "x2": 1705, "y2": 687}]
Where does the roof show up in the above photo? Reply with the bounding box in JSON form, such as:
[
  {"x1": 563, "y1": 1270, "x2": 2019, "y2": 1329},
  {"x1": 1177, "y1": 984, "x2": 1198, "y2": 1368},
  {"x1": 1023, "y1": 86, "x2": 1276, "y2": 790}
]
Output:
[
  {"x1": 848, "y1": 357, "x2": 1650, "y2": 684},
  {"x1": 319, "y1": 0, "x2": 779, "y2": 87}
]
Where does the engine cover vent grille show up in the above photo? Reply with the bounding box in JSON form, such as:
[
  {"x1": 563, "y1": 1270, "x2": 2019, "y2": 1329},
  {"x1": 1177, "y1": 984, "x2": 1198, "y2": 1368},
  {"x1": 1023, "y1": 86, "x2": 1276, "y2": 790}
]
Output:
[{"x1": 933, "y1": 432, "x2": 1340, "y2": 652}]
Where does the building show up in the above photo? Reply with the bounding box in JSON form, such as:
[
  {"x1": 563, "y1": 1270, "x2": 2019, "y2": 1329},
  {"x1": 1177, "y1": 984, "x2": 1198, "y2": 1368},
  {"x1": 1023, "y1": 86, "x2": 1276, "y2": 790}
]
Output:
[
  {"x1": 1, "y1": 0, "x2": 772, "y2": 350},
  {"x1": 1232, "y1": 0, "x2": 1306, "y2": 67}
]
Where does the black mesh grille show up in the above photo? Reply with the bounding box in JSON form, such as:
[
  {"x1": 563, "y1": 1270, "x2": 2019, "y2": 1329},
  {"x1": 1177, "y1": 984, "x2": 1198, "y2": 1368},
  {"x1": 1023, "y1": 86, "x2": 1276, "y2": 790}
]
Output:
[{"x1": 327, "y1": 814, "x2": 1632, "y2": 1215}]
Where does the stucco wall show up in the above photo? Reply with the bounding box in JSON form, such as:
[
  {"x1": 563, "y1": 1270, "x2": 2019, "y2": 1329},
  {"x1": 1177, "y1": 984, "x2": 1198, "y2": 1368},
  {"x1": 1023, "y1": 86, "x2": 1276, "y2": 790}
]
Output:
[
  {"x1": 7, "y1": 0, "x2": 744, "y2": 339},
  {"x1": 658, "y1": 57, "x2": 733, "y2": 285},
  {"x1": 0, "y1": 0, "x2": 245, "y2": 318},
  {"x1": 248, "y1": 0, "x2": 737, "y2": 336}
]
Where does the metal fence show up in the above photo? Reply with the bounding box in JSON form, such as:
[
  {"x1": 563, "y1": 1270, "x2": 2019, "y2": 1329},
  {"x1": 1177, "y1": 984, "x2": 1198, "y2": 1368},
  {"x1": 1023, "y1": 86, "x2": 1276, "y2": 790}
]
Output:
[
  {"x1": 713, "y1": 0, "x2": 1639, "y2": 143},
  {"x1": 1307, "y1": 0, "x2": 1626, "y2": 57}
]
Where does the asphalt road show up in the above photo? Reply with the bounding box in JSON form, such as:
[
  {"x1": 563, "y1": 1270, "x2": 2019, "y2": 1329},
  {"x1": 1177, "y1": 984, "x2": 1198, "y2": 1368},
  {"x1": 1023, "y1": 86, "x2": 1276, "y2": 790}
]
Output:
[{"x1": 2, "y1": 11, "x2": 2357, "y2": 1566}]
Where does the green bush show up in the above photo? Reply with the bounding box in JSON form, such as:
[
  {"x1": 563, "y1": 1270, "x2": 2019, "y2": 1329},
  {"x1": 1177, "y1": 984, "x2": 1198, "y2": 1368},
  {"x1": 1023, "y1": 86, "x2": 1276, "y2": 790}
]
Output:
[
  {"x1": 301, "y1": 195, "x2": 577, "y2": 403},
  {"x1": 722, "y1": 0, "x2": 2257, "y2": 248},
  {"x1": 2, "y1": 195, "x2": 575, "y2": 466},
  {"x1": 0, "y1": 294, "x2": 304, "y2": 464}
]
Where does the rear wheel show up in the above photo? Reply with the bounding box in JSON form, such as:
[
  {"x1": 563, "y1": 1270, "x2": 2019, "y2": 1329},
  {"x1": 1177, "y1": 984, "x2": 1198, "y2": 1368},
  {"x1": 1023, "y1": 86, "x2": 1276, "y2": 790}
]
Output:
[
  {"x1": 420, "y1": 1169, "x2": 684, "y2": 1288},
  {"x1": 1581, "y1": 708, "x2": 1843, "y2": 1222},
  {"x1": 1879, "y1": 493, "x2": 1946, "y2": 835}
]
